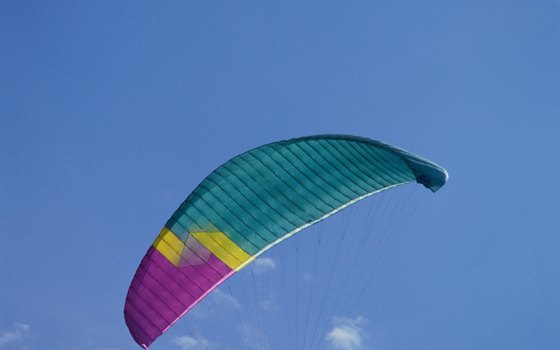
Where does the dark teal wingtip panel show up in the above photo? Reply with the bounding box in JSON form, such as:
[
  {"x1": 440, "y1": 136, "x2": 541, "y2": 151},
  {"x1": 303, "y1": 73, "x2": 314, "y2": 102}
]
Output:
[
  {"x1": 384, "y1": 146, "x2": 448, "y2": 192},
  {"x1": 403, "y1": 155, "x2": 448, "y2": 192}
]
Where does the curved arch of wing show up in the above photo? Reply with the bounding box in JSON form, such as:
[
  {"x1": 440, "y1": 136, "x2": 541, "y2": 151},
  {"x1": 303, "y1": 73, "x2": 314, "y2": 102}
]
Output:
[{"x1": 124, "y1": 135, "x2": 448, "y2": 348}]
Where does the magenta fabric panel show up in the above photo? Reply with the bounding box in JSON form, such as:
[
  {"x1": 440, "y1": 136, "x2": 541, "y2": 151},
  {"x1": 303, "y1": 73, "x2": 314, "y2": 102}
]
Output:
[{"x1": 124, "y1": 246, "x2": 233, "y2": 348}]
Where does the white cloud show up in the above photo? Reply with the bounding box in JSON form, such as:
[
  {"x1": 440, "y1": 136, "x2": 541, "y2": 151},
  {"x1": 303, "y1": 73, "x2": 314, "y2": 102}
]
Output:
[
  {"x1": 301, "y1": 272, "x2": 314, "y2": 284},
  {"x1": 190, "y1": 288, "x2": 241, "y2": 318},
  {"x1": 250, "y1": 257, "x2": 277, "y2": 274},
  {"x1": 239, "y1": 323, "x2": 269, "y2": 350},
  {"x1": 0, "y1": 323, "x2": 30, "y2": 349},
  {"x1": 211, "y1": 288, "x2": 241, "y2": 309},
  {"x1": 174, "y1": 334, "x2": 210, "y2": 350},
  {"x1": 259, "y1": 299, "x2": 280, "y2": 312},
  {"x1": 325, "y1": 316, "x2": 367, "y2": 350}
]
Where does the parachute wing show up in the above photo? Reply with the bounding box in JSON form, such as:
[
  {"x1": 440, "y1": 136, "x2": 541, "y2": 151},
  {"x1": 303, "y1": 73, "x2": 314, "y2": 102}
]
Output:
[{"x1": 124, "y1": 135, "x2": 448, "y2": 348}]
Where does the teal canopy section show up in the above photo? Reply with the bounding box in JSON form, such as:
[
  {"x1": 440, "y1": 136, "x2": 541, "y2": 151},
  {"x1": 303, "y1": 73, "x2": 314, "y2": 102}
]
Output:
[{"x1": 165, "y1": 135, "x2": 448, "y2": 256}]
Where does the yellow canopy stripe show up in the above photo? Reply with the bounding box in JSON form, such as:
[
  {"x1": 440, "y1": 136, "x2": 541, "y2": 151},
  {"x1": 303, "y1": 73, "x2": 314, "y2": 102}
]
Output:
[
  {"x1": 153, "y1": 228, "x2": 185, "y2": 267},
  {"x1": 191, "y1": 231, "x2": 253, "y2": 270}
]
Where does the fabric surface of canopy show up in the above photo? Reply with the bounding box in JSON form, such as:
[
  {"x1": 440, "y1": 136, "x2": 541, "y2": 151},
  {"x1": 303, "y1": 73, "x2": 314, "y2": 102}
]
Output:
[{"x1": 124, "y1": 135, "x2": 448, "y2": 348}]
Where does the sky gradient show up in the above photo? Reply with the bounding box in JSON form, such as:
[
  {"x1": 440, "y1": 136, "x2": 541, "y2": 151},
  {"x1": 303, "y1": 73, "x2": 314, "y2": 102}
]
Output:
[{"x1": 2, "y1": 1, "x2": 559, "y2": 350}]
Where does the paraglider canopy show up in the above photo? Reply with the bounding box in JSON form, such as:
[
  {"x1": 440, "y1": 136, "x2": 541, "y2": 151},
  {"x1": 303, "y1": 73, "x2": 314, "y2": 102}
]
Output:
[{"x1": 124, "y1": 135, "x2": 448, "y2": 348}]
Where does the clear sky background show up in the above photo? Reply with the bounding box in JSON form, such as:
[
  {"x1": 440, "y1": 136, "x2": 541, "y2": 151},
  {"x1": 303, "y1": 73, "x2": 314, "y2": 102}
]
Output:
[{"x1": 1, "y1": 1, "x2": 559, "y2": 350}]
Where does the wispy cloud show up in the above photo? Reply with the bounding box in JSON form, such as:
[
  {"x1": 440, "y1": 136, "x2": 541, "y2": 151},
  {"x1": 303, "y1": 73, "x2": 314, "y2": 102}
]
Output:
[
  {"x1": 301, "y1": 272, "x2": 314, "y2": 284},
  {"x1": 174, "y1": 334, "x2": 210, "y2": 350},
  {"x1": 191, "y1": 288, "x2": 240, "y2": 318},
  {"x1": 250, "y1": 257, "x2": 277, "y2": 274},
  {"x1": 259, "y1": 299, "x2": 280, "y2": 311},
  {"x1": 211, "y1": 288, "x2": 241, "y2": 309},
  {"x1": 325, "y1": 316, "x2": 367, "y2": 350},
  {"x1": 0, "y1": 323, "x2": 30, "y2": 349},
  {"x1": 239, "y1": 323, "x2": 269, "y2": 350}
]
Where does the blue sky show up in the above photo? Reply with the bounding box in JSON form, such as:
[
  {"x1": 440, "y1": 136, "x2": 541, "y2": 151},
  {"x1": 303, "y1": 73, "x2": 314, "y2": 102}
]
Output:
[{"x1": 1, "y1": 1, "x2": 559, "y2": 349}]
